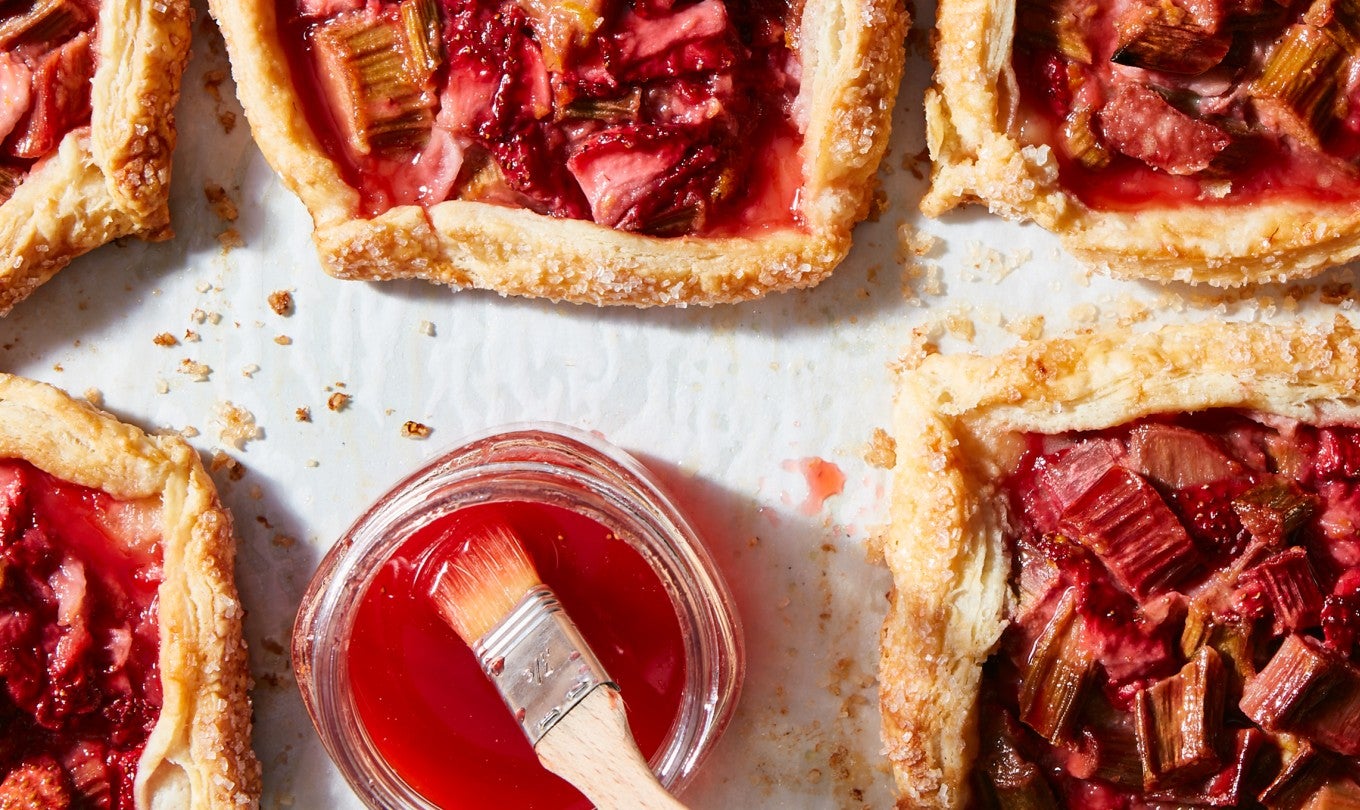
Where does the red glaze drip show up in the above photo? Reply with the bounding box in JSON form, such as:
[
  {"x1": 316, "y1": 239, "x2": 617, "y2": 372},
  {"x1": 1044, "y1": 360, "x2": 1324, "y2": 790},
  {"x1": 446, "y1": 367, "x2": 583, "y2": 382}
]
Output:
[
  {"x1": 347, "y1": 501, "x2": 687, "y2": 810},
  {"x1": 0, "y1": 460, "x2": 162, "y2": 810}
]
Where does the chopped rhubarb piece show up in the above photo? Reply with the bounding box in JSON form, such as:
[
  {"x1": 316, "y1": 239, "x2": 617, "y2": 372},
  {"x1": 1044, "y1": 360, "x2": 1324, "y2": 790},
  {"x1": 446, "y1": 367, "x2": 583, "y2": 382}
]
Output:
[
  {"x1": 1129, "y1": 423, "x2": 1241, "y2": 489},
  {"x1": 1181, "y1": 608, "x2": 1258, "y2": 699},
  {"x1": 1258, "y1": 737, "x2": 1334, "y2": 809},
  {"x1": 520, "y1": 0, "x2": 605, "y2": 73},
  {"x1": 7, "y1": 32, "x2": 91, "y2": 160},
  {"x1": 1085, "y1": 702, "x2": 1144, "y2": 788},
  {"x1": 562, "y1": 88, "x2": 643, "y2": 121},
  {"x1": 1096, "y1": 83, "x2": 1233, "y2": 176},
  {"x1": 978, "y1": 712, "x2": 1060, "y2": 809},
  {"x1": 309, "y1": 7, "x2": 437, "y2": 158},
  {"x1": 1019, "y1": 589, "x2": 1095, "y2": 743},
  {"x1": 1111, "y1": 0, "x2": 1232, "y2": 74},
  {"x1": 1017, "y1": 0, "x2": 1096, "y2": 62},
  {"x1": 611, "y1": 0, "x2": 740, "y2": 79},
  {"x1": 0, "y1": 0, "x2": 90, "y2": 51},
  {"x1": 0, "y1": 756, "x2": 71, "y2": 808},
  {"x1": 399, "y1": 0, "x2": 442, "y2": 74},
  {"x1": 1061, "y1": 107, "x2": 1110, "y2": 169},
  {"x1": 1060, "y1": 466, "x2": 1201, "y2": 597},
  {"x1": 1018, "y1": 438, "x2": 1125, "y2": 533},
  {"x1": 1240, "y1": 634, "x2": 1360, "y2": 756},
  {"x1": 1233, "y1": 479, "x2": 1318, "y2": 546},
  {"x1": 1306, "y1": 0, "x2": 1360, "y2": 54},
  {"x1": 1135, "y1": 647, "x2": 1227, "y2": 789},
  {"x1": 1235, "y1": 547, "x2": 1325, "y2": 634},
  {"x1": 1250, "y1": 23, "x2": 1345, "y2": 148},
  {"x1": 1148, "y1": 727, "x2": 1266, "y2": 806}
]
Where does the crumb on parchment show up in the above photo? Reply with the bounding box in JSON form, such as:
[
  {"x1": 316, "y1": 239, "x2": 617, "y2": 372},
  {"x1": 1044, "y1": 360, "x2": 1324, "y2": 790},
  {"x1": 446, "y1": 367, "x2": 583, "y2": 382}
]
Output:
[
  {"x1": 295, "y1": 407, "x2": 311, "y2": 422},
  {"x1": 214, "y1": 402, "x2": 262, "y2": 450},
  {"x1": 864, "y1": 428, "x2": 896, "y2": 470},
  {"x1": 178, "y1": 359, "x2": 211, "y2": 382},
  {"x1": 275, "y1": 335, "x2": 292, "y2": 346},
  {"x1": 401, "y1": 421, "x2": 432, "y2": 439},
  {"x1": 204, "y1": 183, "x2": 239, "y2": 222},
  {"x1": 268, "y1": 290, "x2": 294, "y2": 316},
  {"x1": 327, "y1": 393, "x2": 351, "y2": 412},
  {"x1": 83, "y1": 389, "x2": 103, "y2": 409},
  {"x1": 153, "y1": 332, "x2": 178, "y2": 347}
]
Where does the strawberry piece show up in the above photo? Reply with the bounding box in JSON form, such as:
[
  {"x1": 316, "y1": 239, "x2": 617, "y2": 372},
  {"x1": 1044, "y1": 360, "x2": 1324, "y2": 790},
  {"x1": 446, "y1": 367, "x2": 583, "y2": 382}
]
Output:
[
  {"x1": 1061, "y1": 467, "x2": 1202, "y2": 597},
  {"x1": 1315, "y1": 427, "x2": 1360, "y2": 480},
  {"x1": 0, "y1": 756, "x2": 71, "y2": 808},
  {"x1": 1170, "y1": 479, "x2": 1254, "y2": 560}
]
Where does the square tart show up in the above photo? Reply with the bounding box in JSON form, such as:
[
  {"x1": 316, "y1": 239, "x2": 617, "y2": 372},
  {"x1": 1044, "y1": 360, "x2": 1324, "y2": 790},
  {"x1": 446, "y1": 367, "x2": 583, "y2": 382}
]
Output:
[
  {"x1": 880, "y1": 320, "x2": 1360, "y2": 808},
  {"x1": 924, "y1": 0, "x2": 1360, "y2": 285},
  {"x1": 0, "y1": 375, "x2": 258, "y2": 808},
  {"x1": 0, "y1": 0, "x2": 192, "y2": 313},
  {"x1": 208, "y1": 0, "x2": 906, "y2": 305}
]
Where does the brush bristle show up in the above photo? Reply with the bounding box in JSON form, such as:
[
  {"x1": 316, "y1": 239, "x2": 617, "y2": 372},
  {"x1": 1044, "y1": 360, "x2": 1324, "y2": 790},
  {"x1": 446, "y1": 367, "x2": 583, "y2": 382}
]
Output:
[{"x1": 423, "y1": 521, "x2": 542, "y2": 642}]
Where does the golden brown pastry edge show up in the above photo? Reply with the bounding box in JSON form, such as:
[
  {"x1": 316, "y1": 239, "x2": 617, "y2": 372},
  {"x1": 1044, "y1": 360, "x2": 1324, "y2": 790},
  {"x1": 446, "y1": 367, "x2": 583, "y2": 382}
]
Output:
[
  {"x1": 879, "y1": 319, "x2": 1360, "y2": 809},
  {"x1": 209, "y1": 0, "x2": 907, "y2": 305}
]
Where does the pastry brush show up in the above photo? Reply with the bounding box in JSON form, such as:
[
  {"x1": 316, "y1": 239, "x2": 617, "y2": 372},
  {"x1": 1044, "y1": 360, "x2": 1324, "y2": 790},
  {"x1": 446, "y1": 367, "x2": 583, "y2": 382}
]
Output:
[{"x1": 421, "y1": 520, "x2": 688, "y2": 810}]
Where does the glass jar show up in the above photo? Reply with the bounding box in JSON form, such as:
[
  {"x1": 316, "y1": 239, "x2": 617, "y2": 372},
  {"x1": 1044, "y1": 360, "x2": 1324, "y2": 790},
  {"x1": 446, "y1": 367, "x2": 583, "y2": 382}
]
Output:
[{"x1": 293, "y1": 423, "x2": 745, "y2": 808}]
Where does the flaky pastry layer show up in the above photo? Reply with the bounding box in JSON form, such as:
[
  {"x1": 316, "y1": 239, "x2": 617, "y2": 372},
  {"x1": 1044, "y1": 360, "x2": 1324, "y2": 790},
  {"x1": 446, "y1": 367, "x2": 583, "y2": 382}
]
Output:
[
  {"x1": 922, "y1": 0, "x2": 1360, "y2": 286},
  {"x1": 879, "y1": 319, "x2": 1360, "y2": 808},
  {"x1": 209, "y1": 0, "x2": 906, "y2": 305},
  {"x1": 0, "y1": 374, "x2": 260, "y2": 809},
  {"x1": 0, "y1": 0, "x2": 191, "y2": 314}
]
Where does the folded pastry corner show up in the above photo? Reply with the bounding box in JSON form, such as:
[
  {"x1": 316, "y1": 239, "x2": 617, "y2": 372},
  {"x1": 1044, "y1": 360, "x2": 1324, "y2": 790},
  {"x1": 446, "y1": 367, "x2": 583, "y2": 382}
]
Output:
[{"x1": 0, "y1": 0, "x2": 193, "y2": 313}]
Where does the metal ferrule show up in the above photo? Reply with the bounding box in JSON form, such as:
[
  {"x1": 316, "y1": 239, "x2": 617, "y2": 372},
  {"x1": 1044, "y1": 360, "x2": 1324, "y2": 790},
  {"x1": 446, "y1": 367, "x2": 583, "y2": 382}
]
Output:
[{"x1": 474, "y1": 584, "x2": 615, "y2": 746}]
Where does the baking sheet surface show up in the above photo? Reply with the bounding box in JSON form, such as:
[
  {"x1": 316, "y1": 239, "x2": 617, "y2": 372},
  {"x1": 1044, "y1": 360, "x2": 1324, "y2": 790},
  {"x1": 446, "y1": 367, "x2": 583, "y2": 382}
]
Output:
[{"x1": 1, "y1": 2, "x2": 1353, "y2": 807}]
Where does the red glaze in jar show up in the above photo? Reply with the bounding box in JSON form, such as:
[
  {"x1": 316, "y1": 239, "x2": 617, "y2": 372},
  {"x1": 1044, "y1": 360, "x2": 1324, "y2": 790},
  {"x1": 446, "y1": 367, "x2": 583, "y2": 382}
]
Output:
[{"x1": 347, "y1": 501, "x2": 685, "y2": 810}]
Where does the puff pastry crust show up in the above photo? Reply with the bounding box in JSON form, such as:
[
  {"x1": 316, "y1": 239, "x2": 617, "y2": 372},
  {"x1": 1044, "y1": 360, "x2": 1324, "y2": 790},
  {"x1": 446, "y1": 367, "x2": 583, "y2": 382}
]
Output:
[
  {"x1": 878, "y1": 319, "x2": 1360, "y2": 808},
  {"x1": 0, "y1": 374, "x2": 259, "y2": 809},
  {"x1": 209, "y1": 0, "x2": 906, "y2": 306},
  {"x1": 0, "y1": 0, "x2": 192, "y2": 314},
  {"x1": 923, "y1": 0, "x2": 1360, "y2": 286}
]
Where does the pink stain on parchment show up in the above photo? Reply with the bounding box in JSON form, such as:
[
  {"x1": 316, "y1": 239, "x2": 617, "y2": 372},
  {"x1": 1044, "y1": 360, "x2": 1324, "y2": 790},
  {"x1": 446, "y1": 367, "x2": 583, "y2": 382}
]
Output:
[{"x1": 782, "y1": 457, "x2": 845, "y2": 516}]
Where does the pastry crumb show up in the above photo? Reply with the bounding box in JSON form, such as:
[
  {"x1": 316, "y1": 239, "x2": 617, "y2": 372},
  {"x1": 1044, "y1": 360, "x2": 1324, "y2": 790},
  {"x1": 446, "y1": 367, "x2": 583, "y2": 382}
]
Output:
[
  {"x1": 195, "y1": 281, "x2": 212, "y2": 294},
  {"x1": 214, "y1": 401, "x2": 263, "y2": 450},
  {"x1": 305, "y1": 459, "x2": 319, "y2": 468},
  {"x1": 210, "y1": 450, "x2": 246, "y2": 481},
  {"x1": 418, "y1": 320, "x2": 435, "y2": 337},
  {"x1": 178, "y1": 359, "x2": 211, "y2": 382},
  {"x1": 83, "y1": 388, "x2": 103, "y2": 409},
  {"x1": 190, "y1": 308, "x2": 207, "y2": 324},
  {"x1": 153, "y1": 332, "x2": 178, "y2": 347},
  {"x1": 295, "y1": 407, "x2": 311, "y2": 422},
  {"x1": 275, "y1": 335, "x2": 292, "y2": 346},
  {"x1": 51, "y1": 363, "x2": 62, "y2": 372},
  {"x1": 401, "y1": 421, "x2": 432, "y2": 439},
  {"x1": 241, "y1": 364, "x2": 260, "y2": 378},
  {"x1": 272, "y1": 534, "x2": 297, "y2": 549},
  {"x1": 218, "y1": 228, "x2": 244, "y2": 251},
  {"x1": 180, "y1": 426, "x2": 200, "y2": 439},
  {"x1": 327, "y1": 393, "x2": 351, "y2": 412},
  {"x1": 864, "y1": 428, "x2": 897, "y2": 470},
  {"x1": 183, "y1": 329, "x2": 201, "y2": 342},
  {"x1": 1069, "y1": 303, "x2": 1101, "y2": 324},
  {"x1": 204, "y1": 183, "x2": 239, "y2": 222},
  {"x1": 268, "y1": 290, "x2": 294, "y2": 316},
  {"x1": 155, "y1": 379, "x2": 169, "y2": 395}
]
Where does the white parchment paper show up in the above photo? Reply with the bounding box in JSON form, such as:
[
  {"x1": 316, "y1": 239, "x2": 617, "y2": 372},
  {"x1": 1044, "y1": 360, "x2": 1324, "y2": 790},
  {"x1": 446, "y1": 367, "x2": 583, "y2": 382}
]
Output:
[{"x1": 0, "y1": 2, "x2": 1354, "y2": 807}]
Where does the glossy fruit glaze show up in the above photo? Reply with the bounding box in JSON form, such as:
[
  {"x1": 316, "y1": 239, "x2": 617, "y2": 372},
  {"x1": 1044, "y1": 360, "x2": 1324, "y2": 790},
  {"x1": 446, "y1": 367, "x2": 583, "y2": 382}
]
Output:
[
  {"x1": 1012, "y1": 0, "x2": 1360, "y2": 210},
  {"x1": 981, "y1": 412, "x2": 1360, "y2": 808},
  {"x1": 347, "y1": 500, "x2": 687, "y2": 809},
  {"x1": 0, "y1": 459, "x2": 163, "y2": 810},
  {"x1": 277, "y1": 0, "x2": 804, "y2": 236}
]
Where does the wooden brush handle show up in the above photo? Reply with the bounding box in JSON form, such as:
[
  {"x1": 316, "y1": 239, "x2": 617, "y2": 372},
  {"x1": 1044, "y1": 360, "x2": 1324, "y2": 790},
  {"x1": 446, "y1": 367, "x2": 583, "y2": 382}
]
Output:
[{"x1": 535, "y1": 686, "x2": 689, "y2": 810}]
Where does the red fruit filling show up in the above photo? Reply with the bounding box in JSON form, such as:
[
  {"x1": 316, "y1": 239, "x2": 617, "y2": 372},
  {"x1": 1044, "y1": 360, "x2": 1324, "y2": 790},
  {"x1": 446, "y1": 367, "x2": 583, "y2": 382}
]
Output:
[
  {"x1": 279, "y1": 0, "x2": 804, "y2": 236},
  {"x1": 0, "y1": 0, "x2": 98, "y2": 204},
  {"x1": 0, "y1": 460, "x2": 162, "y2": 810},
  {"x1": 1012, "y1": 0, "x2": 1360, "y2": 210},
  {"x1": 981, "y1": 412, "x2": 1360, "y2": 808}
]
